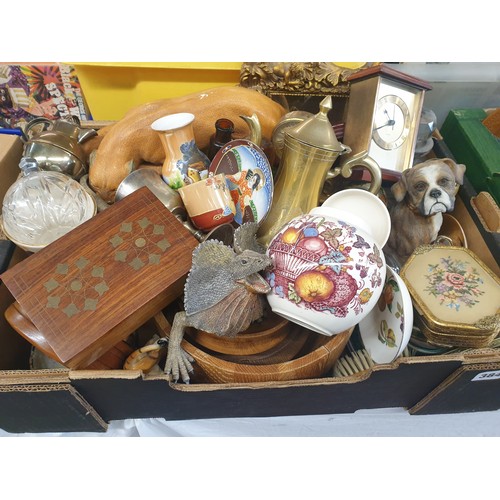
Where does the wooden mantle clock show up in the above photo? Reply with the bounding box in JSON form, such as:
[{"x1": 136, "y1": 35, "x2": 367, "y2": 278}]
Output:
[{"x1": 337, "y1": 64, "x2": 432, "y2": 179}]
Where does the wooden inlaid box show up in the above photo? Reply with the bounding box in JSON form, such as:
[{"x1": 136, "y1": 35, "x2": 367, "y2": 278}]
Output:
[{"x1": 0, "y1": 187, "x2": 198, "y2": 369}]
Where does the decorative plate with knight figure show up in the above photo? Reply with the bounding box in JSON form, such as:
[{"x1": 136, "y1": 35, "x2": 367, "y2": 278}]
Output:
[{"x1": 209, "y1": 139, "x2": 273, "y2": 227}]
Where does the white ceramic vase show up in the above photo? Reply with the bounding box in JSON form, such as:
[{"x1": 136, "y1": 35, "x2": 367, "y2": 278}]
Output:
[
  {"x1": 264, "y1": 206, "x2": 387, "y2": 336},
  {"x1": 151, "y1": 112, "x2": 210, "y2": 189}
]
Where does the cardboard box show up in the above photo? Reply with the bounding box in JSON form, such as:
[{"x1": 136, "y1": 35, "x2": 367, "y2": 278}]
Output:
[
  {"x1": 0, "y1": 135, "x2": 22, "y2": 274},
  {"x1": 0, "y1": 134, "x2": 499, "y2": 434}
]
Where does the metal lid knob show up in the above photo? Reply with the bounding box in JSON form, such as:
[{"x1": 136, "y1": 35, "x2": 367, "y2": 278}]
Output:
[{"x1": 286, "y1": 96, "x2": 343, "y2": 152}]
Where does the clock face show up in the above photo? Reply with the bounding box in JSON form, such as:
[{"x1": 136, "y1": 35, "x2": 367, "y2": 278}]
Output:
[
  {"x1": 367, "y1": 79, "x2": 424, "y2": 173},
  {"x1": 372, "y1": 94, "x2": 411, "y2": 150}
]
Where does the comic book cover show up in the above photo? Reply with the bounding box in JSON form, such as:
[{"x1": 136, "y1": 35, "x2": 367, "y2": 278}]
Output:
[{"x1": 0, "y1": 63, "x2": 92, "y2": 128}]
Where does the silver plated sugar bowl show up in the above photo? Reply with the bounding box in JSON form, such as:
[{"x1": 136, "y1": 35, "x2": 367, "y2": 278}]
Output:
[{"x1": 22, "y1": 117, "x2": 97, "y2": 180}]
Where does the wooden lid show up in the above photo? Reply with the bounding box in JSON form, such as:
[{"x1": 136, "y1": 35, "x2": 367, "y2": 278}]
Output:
[
  {"x1": 1, "y1": 187, "x2": 198, "y2": 368},
  {"x1": 347, "y1": 63, "x2": 433, "y2": 91}
]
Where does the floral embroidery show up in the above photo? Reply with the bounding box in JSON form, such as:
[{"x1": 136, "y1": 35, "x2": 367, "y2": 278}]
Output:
[{"x1": 424, "y1": 256, "x2": 485, "y2": 311}]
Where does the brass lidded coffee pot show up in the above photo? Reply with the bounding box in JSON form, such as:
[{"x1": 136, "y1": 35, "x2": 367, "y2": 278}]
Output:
[{"x1": 258, "y1": 95, "x2": 370, "y2": 247}]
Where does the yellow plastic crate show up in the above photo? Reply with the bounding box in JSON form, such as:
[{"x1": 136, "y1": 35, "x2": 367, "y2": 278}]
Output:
[{"x1": 71, "y1": 62, "x2": 242, "y2": 121}]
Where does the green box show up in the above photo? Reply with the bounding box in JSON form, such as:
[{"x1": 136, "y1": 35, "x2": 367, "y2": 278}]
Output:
[{"x1": 441, "y1": 108, "x2": 500, "y2": 205}]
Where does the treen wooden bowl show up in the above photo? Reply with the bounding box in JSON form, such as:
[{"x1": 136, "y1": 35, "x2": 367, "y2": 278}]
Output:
[
  {"x1": 184, "y1": 312, "x2": 289, "y2": 356},
  {"x1": 181, "y1": 324, "x2": 353, "y2": 384}
]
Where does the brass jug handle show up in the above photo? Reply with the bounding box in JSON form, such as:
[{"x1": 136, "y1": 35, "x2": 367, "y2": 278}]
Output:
[
  {"x1": 326, "y1": 151, "x2": 382, "y2": 194},
  {"x1": 240, "y1": 113, "x2": 262, "y2": 147}
]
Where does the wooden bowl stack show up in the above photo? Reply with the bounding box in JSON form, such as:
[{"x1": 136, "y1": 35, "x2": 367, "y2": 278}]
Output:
[{"x1": 182, "y1": 312, "x2": 353, "y2": 384}]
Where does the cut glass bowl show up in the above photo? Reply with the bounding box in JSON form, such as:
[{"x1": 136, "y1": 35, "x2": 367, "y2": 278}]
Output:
[{"x1": 2, "y1": 165, "x2": 96, "y2": 252}]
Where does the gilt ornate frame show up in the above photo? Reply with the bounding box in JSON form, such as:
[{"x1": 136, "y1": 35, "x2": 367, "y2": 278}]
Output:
[{"x1": 240, "y1": 62, "x2": 379, "y2": 121}]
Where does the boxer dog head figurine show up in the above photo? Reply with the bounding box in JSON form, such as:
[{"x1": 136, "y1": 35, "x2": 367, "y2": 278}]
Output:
[{"x1": 385, "y1": 157, "x2": 466, "y2": 266}]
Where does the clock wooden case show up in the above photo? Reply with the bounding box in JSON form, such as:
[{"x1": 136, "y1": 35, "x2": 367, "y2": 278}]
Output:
[{"x1": 339, "y1": 64, "x2": 432, "y2": 178}]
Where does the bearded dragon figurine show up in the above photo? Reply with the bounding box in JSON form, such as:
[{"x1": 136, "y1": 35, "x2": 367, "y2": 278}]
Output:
[{"x1": 164, "y1": 222, "x2": 272, "y2": 383}]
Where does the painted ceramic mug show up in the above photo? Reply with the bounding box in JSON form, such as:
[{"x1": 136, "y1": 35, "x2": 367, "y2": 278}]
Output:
[{"x1": 178, "y1": 173, "x2": 236, "y2": 231}]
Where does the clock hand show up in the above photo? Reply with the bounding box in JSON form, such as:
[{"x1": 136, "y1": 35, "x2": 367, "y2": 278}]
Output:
[{"x1": 374, "y1": 119, "x2": 396, "y2": 131}]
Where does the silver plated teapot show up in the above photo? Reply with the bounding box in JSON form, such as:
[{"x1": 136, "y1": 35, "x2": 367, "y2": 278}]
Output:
[{"x1": 22, "y1": 116, "x2": 97, "y2": 180}]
